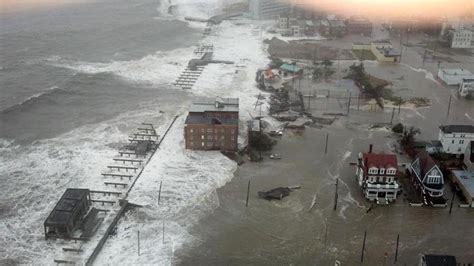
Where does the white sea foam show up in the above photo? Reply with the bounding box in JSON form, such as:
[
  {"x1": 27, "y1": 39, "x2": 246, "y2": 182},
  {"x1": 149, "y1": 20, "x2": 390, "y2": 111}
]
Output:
[
  {"x1": 4, "y1": 1, "x2": 273, "y2": 264},
  {"x1": 45, "y1": 47, "x2": 195, "y2": 86}
]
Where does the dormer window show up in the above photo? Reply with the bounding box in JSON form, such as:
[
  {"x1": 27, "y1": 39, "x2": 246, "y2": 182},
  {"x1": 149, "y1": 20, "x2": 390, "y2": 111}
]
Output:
[
  {"x1": 368, "y1": 167, "x2": 378, "y2": 174},
  {"x1": 388, "y1": 168, "x2": 397, "y2": 175},
  {"x1": 379, "y1": 168, "x2": 385, "y2": 175}
]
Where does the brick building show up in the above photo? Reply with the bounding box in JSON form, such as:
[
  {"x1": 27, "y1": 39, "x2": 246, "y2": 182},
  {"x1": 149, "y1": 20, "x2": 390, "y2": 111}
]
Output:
[{"x1": 184, "y1": 98, "x2": 239, "y2": 151}]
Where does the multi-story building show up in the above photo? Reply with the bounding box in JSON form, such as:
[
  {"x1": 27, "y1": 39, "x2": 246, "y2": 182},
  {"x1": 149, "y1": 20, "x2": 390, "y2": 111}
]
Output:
[
  {"x1": 356, "y1": 145, "x2": 400, "y2": 204},
  {"x1": 451, "y1": 29, "x2": 474, "y2": 48},
  {"x1": 409, "y1": 151, "x2": 445, "y2": 206},
  {"x1": 346, "y1": 16, "x2": 373, "y2": 36},
  {"x1": 249, "y1": 0, "x2": 290, "y2": 20},
  {"x1": 438, "y1": 125, "x2": 474, "y2": 155},
  {"x1": 458, "y1": 78, "x2": 474, "y2": 98},
  {"x1": 278, "y1": 14, "x2": 289, "y2": 29},
  {"x1": 184, "y1": 98, "x2": 239, "y2": 151}
]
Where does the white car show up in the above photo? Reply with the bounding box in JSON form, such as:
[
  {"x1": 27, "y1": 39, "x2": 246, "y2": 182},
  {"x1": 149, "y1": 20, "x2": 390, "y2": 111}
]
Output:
[{"x1": 269, "y1": 153, "x2": 282, "y2": 159}]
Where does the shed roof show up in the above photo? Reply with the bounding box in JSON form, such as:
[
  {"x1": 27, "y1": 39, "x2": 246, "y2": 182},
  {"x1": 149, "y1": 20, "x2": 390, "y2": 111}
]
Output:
[
  {"x1": 280, "y1": 63, "x2": 301, "y2": 73},
  {"x1": 440, "y1": 68, "x2": 472, "y2": 76},
  {"x1": 45, "y1": 188, "x2": 89, "y2": 226},
  {"x1": 439, "y1": 125, "x2": 474, "y2": 134}
]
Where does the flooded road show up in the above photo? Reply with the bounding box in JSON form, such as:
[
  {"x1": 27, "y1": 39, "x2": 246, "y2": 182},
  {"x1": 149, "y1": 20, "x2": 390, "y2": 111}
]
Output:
[{"x1": 178, "y1": 43, "x2": 474, "y2": 265}]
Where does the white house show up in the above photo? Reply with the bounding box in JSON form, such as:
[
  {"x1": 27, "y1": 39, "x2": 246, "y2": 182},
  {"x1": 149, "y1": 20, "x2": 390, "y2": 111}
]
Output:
[
  {"x1": 356, "y1": 145, "x2": 399, "y2": 204},
  {"x1": 438, "y1": 125, "x2": 474, "y2": 155},
  {"x1": 458, "y1": 78, "x2": 474, "y2": 98},
  {"x1": 451, "y1": 29, "x2": 474, "y2": 48},
  {"x1": 437, "y1": 69, "x2": 474, "y2": 86},
  {"x1": 464, "y1": 141, "x2": 474, "y2": 171}
]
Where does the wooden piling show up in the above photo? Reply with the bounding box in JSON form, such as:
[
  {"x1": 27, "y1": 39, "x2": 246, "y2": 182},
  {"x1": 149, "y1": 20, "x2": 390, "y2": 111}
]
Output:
[
  {"x1": 137, "y1": 230, "x2": 140, "y2": 256},
  {"x1": 162, "y1": 220, "x2": 165, "y2": 244},
  {"x1": 158, "y1": 181, "x2": 163, "y2": 205}
]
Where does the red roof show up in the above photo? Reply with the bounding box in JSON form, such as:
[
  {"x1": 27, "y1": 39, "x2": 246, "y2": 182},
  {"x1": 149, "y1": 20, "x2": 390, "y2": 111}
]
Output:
[{"x1": 363, "y1": 153, "x2": 398, "y2": 175}]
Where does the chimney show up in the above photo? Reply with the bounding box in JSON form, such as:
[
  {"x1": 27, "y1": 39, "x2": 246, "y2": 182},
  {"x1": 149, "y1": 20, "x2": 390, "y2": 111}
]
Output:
[{"x1": 369, "y1": 144, "x2": 373, "y2": 153}]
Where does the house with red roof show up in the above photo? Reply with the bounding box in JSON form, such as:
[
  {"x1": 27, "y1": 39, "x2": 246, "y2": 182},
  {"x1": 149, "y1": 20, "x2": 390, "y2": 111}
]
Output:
[
  {"x1": 409, "y1": 151, "x2": 446, "y2": 206},
  {"x1": 356, "y1": 145, "x2": 400, "y2": 204}
]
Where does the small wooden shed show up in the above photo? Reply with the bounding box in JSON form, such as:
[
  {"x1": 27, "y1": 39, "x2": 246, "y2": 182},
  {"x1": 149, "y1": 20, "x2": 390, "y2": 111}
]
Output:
[{"x1": 44, "y1": 188, "x2": 91, "y2": 240}]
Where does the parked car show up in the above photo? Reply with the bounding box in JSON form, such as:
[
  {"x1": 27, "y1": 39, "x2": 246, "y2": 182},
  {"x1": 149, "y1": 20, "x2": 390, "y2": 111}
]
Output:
[
  {"x1": 269, "y1": 130, "x2": 283, "y2": 137},
  {"x1": 270, "y1": 153, "x2": 282, "y2": 159}
]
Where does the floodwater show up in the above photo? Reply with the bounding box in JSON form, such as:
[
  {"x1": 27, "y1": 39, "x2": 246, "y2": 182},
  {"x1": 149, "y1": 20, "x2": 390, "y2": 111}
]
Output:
[{"x1": 178, "y1": 44, "x2": 474, "y2": 264}]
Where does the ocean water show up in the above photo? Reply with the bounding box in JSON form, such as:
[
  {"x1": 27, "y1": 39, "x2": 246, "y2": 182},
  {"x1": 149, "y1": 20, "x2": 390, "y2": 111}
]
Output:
[{"x1": 0, "y1": 0, "x2": 202, "y2": 263}]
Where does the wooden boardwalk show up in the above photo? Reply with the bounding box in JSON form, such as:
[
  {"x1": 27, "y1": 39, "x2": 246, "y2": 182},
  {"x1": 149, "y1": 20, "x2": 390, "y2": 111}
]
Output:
[{"x1": 53, "y1": 117, "x2": 179, "y2": 265}]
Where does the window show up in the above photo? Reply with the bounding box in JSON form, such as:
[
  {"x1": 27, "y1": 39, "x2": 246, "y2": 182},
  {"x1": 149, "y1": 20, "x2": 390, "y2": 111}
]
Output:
[
  {"x1": 201, "y1": 128, "x2": 204, "y2": 133},
  {"x1": 368, "y1": 168, "x2": 378, "y2": 174},
  {"x1": 459, "y1": 140, "x2": 464, "y2": 144},
  {"x1": 379, "y1": 176, "x2": 384, "y2": 183},
  {"x1": 452, "y1": 140, "x2": 455, "y2": 144},
  {"x1": 207, "y1": 135, "x2": 213, "y2": 140},
  {"x1": 201, "y1": 142, "x2": 205, "y2": 147},
  {"x1": 207, "y1": 128, "x2": 213, "y2": 133},
  {"x1": 379, "y1": 168, "x2": 385, "y2": 175},
  {"x1": 190, "y1": 129, "x2": 194, "y2": 133},
  {"x1": 201, "y1": 135, "x2": 204, "y2": 140},
  {"x1": 369, "y1": 176, "x2": 376, "y2": 182},
  {"x1": 207, "y1": 142, "x2": 213, "y2": 147}
]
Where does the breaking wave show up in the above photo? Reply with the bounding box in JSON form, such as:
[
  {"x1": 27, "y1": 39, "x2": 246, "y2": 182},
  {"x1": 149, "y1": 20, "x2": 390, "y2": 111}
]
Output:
[{"x1": 1, "y1": 86, "x2": 63, "y2": 113}]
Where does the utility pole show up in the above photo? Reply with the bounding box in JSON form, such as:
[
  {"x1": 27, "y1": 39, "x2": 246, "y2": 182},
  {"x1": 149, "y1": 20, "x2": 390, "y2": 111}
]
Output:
[
  {"x1": 246, "y1": 180, "x2": 251, "y2": 208},
  {"x1": 324, "y1": 133, "x2": 329, "y2": 154},
  {"x1": 360, "y1": 231, "x2": 367, "y2": 263},
  {"x1": 394, "y1": 234, "x2": 400, "y2": 263},
  {"x1": 446, "y1": 94, "x2": 452, "y2": 119},
  {"x1": 390, "y1": 107, "x2": 396, "y2": 124},
  {"x1": 398, "y1": 96, "x2": 402, "y2": 115},
  {"x1": 347, "y1": 92, "x2": 352, "y2": 115},
  {"x1": 449, "y1": 190, "x2": 455, "y2": 215}
]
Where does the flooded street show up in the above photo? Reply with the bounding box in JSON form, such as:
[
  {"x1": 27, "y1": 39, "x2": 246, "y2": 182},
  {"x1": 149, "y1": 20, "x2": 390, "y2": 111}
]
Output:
[{"x1": 178, "y1": 42, "x2": 474, "y2": 265}]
